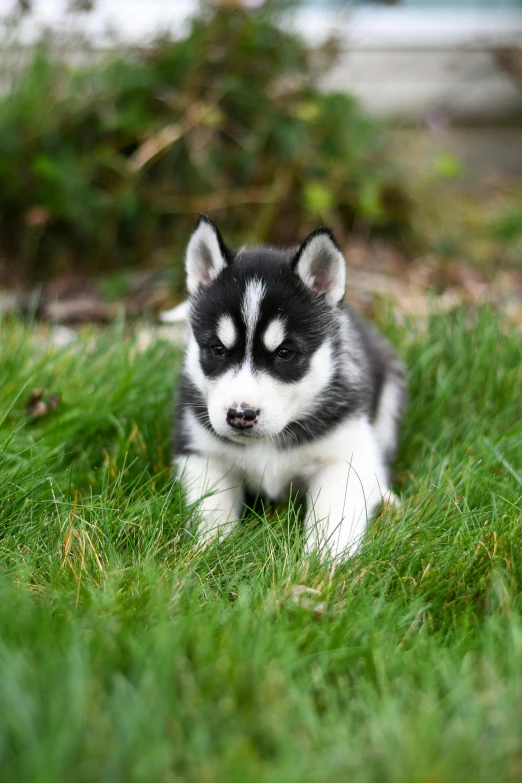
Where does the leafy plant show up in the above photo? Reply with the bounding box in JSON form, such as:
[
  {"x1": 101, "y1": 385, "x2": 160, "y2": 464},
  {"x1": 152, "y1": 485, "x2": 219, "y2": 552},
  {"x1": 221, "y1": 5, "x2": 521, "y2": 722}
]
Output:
[{"x1": 0, "y1": 0, "x2": 411, "y2": 287}]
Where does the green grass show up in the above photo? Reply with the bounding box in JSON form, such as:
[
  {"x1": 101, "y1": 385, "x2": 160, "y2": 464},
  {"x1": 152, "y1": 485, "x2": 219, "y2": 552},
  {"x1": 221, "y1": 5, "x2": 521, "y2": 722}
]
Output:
[{"x1": 0, "y1": 308, "x2": 521, "y2": 782}]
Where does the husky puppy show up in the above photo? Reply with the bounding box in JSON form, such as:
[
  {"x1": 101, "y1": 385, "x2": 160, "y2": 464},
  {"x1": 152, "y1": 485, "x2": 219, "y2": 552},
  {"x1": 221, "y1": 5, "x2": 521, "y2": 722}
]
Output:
[{"x1": 174, "y1": 215, "x2": 406, "y2": 558}]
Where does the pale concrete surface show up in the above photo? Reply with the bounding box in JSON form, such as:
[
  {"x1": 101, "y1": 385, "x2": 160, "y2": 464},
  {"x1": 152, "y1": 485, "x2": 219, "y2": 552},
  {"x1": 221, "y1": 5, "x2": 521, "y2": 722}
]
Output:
[
  {"x1": 322, "y1": 49, "x2": 522, "y2": 121},
  {"x1": 391, "y1": 126, "x2": 522, "y2": 177}
]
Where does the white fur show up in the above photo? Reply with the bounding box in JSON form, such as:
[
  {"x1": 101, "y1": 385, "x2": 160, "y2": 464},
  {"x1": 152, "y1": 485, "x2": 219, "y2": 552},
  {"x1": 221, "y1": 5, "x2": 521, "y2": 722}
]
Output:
[
  {"x1": 180, "y1": 410, "x2": 387, "y2": 557},
  {"x1": 176, "y1": 453, "x2": 243, "y2": 547},
  {"x1": 185, "y1": 220, "x2": 226, "y2": 296},
  {"x1": 159, "y1": 300, "x2": 190, "y2": 324},
  {"x1": 217, "y1": 314, "x2": 237, "y2": 350},
  {"x1": 241, "y1": 278, "x2": 266, "y2": 354},
  {"x1": 304, "y1": 418, "x2": 386, "y2": 558},
  {"x1": 295, "y1": 233, "x2": 346, "y2": 305},
  {"x1": 263, "y1": 317, "x2": 287, "y2": 352},
  {"x1": 374, "y1": 377, "x2": 403, "y2": 458}
]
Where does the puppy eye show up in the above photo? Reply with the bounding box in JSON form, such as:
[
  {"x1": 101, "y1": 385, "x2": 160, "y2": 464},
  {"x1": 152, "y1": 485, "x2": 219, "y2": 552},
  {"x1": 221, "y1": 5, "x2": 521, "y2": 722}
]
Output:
[
  {"x1": 211, "y1": 344, "x2": 226, "y2": 357},
  {"x1": 276, "y1": 346, "x2": 294, "y2": 361}
]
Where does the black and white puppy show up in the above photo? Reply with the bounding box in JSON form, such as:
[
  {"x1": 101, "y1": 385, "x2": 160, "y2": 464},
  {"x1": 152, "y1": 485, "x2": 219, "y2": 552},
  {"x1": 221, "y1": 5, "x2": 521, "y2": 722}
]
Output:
[{"x1": 174, "y1": 215, "x2": 406, "y2": 558}]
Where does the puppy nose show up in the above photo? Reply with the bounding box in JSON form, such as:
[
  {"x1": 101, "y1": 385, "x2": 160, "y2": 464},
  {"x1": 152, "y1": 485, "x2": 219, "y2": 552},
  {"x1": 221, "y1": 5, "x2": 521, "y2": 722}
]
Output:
[{"x1": 226, "y1": 406, "x2": 260, "y2": 429}]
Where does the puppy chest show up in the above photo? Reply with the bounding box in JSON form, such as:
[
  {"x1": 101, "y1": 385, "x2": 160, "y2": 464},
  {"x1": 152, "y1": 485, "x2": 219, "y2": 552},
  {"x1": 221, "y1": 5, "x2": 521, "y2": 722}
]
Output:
[{"x1": 241, "y1": 450, "x2": 306, "y2": 501}]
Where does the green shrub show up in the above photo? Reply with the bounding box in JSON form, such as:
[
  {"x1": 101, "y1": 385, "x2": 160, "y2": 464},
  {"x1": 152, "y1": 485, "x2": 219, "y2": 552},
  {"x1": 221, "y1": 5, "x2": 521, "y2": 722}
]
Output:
[{"x1": 0, "y1": 0, "x2": 411, "y2": 287}]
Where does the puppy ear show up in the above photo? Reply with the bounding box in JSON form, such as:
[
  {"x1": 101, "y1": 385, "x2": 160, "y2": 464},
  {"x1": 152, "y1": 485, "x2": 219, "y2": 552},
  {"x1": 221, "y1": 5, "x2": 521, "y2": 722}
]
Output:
[
  {"x1": 292, "y1": 228, "x2": 346, "y2": 305},
  {"x1": 185, "y1": 214, "x2": 231, "y2": 296}
]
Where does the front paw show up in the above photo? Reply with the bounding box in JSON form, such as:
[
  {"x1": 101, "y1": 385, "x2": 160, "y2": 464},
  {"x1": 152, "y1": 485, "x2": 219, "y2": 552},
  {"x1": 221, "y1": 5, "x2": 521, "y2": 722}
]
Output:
[
  {"x1": 187, "y1": 510, "x2": 237, "y2": 552},
  {"x1": 303, "y1": 526, "x2": 361, "y2": 562}
]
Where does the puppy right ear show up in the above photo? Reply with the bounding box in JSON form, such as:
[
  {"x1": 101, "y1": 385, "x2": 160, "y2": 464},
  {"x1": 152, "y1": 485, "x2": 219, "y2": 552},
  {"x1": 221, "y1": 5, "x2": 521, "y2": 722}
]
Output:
[{"x1": 185, "y1": 215, "x2": 231, "y2": 296}]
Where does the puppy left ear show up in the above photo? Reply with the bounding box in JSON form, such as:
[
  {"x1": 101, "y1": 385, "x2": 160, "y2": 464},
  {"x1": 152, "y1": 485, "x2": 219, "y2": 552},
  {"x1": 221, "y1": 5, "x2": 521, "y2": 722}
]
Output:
[
  {"x1": 292, "y1": 228, "x2": 346, "y2": 305},
  {"x1": 185, "y1": 214, "x2": 231, "y2": 296}
]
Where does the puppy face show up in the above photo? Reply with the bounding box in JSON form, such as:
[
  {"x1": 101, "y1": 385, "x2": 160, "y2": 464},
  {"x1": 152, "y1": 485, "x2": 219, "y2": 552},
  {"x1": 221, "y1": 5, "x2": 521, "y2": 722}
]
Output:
[{"x1": 184, "y1": 216, "x2": 346, "y2": 443}]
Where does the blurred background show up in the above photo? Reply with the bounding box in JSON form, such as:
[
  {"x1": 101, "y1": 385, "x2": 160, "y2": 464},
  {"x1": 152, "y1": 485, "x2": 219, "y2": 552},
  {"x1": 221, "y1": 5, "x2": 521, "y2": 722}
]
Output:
[{"x1": 0, "y1": 0, "x2": 521, "y2": 327}]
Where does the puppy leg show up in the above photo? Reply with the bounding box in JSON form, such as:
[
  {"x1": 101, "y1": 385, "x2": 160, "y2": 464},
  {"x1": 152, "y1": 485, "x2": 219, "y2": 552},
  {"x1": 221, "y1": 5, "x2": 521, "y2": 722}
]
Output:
[
  {"x1": 304, "y1": 454, "x2": 387, "y2": 560},
  {"x1": 176, "y1": 454, "x2": 244, "y2": 547}
]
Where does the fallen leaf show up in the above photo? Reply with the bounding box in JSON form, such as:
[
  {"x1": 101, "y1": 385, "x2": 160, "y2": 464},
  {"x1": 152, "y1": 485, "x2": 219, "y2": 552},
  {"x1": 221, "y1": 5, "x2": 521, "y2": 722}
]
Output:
[
  {"x1": 288, "y1": 584, "x2": 326, "y2": 616},
  {"x1": 27, "y1": 389, "x2": 61, "y2": 419}
]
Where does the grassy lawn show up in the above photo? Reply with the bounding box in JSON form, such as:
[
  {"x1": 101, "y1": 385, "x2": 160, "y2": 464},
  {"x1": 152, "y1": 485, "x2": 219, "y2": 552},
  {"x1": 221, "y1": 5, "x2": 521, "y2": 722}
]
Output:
[{"x1": 0, "y1": 308, "x2": 521, "y2": 782}]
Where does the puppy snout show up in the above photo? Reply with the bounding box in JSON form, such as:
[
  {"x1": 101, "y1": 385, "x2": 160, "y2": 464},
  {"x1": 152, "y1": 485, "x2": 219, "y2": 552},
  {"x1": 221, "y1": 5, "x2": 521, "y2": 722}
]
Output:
[{"x1": 226, "y1": 405, "x2": 260, "y2": 429}]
